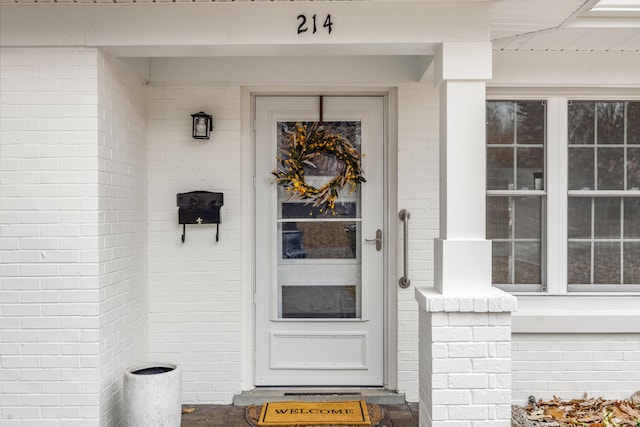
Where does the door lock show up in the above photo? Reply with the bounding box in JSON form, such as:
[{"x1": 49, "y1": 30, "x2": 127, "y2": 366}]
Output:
[{"x1": 365, "y1": 229, "x2": 382, "y2": 251}]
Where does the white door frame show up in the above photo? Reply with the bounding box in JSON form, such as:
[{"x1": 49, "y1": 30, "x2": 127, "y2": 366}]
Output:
[{"x1": 239, "y1": 87, "x2": 398, "y2": 391}]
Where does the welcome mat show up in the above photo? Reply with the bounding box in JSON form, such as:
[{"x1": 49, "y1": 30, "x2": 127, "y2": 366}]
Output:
[{"x1": 247, "y1": 400, "x2": 381, "y2": 427}]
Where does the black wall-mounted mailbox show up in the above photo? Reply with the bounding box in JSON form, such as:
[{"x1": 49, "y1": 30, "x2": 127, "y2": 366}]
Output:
[{"x1": 177, "y1": 191, "x2": 224, "y2": 243}]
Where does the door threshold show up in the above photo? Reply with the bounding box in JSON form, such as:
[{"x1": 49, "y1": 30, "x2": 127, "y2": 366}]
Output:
[{"x1": 233, "y1": 388, "x2": 405, "y2": 406}]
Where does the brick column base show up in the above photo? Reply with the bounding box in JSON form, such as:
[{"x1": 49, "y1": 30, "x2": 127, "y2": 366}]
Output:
[{"x1": 415, "y1": 288, "x2": 517, "y2": 427}]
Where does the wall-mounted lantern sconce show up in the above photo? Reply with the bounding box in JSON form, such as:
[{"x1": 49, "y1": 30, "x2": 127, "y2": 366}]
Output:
[{"x1": 191, "y1": 112, "x2": 214, "y2": 140}]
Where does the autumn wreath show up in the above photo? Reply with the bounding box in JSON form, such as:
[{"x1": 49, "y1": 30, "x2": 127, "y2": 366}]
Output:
[{"x1": 272, "y1": 122, "x2": 366, "y2": 212}]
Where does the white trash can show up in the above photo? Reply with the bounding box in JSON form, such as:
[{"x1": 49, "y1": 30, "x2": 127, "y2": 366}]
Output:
[{"x1": 123, "y1": 363, "x2": 181, "y2": 427}]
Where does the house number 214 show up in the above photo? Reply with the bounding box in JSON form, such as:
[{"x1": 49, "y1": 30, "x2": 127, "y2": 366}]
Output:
[{"x1": 297, "y1": 14, "x2": 333, "y2": 35}]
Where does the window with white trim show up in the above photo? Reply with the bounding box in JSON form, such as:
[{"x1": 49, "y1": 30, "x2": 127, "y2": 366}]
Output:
[
  {"x1": 486, "y1": 100, "x2": 547, "y2": 292},
  {"x1": 567, "y1": 101, "x2": 640, "y2": 289},
  {"x1": 486, "y1": 98, "x2": 640, "y2": 293}
]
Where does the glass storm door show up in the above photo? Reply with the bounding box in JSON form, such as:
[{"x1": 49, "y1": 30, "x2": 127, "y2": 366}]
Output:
[{"x1": 254, "y1": 96, "x2": 385, "y2": 386}]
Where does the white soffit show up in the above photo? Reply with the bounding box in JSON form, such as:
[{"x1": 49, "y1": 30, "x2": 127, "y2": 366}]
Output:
[
  {"x1": 492, "y1": 0, "x2": 640, "y2": 51},
  {"x1": 490, "y1": 0, "x2": 588, "y2": 41},
  {"x1": 589, "y1": 0, "x2": 640, "y2": 12}
]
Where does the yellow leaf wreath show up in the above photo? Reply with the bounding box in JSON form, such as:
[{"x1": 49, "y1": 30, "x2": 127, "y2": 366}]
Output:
[{"x1": 272, "y1": 122, "x2": 366, "y2": 213}]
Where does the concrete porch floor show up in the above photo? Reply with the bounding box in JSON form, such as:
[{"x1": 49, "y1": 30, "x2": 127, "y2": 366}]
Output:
[{"x1": 181, "y1": 402, "x2": 419, "y2": 427}]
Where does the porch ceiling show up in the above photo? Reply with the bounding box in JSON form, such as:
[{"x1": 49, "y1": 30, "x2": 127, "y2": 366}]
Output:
[{"x1": 492, "y1": 0, "x2": 640, "y2": 52}]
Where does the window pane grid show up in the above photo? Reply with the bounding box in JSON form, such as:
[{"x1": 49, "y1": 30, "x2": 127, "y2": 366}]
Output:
[
  {"x1": 568, "y1": 196, "x2": 640, "y2": 285},
  {"x1": 487, "y1": 101, "x2": 546, "y2": 191},
  {"x1": 488, "y1": 200, "x2": 545, "y2": 281},
  {"x1": 569, "y1": 101, "x2": 640, "y2": 192},
  {"x1": 568, "y1": 101, "x2": 640, "y2": 288},
  {"x1": 486, "y1": 100, "x2": 546, "y2": 289}
]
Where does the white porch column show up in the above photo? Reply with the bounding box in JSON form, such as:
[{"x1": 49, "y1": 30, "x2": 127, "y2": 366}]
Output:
[
  {"x1": 415, "y1": 43, "x2": 517, "y2": 427},
  {"x1": 434, "y1": 42, "x2": 492, "y2": 294}
]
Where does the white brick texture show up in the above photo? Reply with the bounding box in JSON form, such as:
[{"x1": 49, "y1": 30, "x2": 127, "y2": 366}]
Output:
[
  {"x1": 1, "y1": 47, "x2": 102, "y2": 427},
  {"x1": 96, "y1": 53, "x2": 148, "y2": 427},
  {"x1": 0, "y1": 48, "x2": 147, "y2": 427},
  {"x1": 143, "y1": 86, "x2": 437, "y2": 404},
  {"x1": 397, "y1": 86, "x2": 440, "y2": 402},
  {"x1": 512, "y1": 333, "x2": 640, "y2": 403},
  {"x1": 6, "y1": 45, "x2": 638, "y2": 427},
  {"x1": 417, "y1": 290, "x2": 515, "y2": 427},
  {"x1": 146, "y1": 86, "x2": 243, "y2": 404}
]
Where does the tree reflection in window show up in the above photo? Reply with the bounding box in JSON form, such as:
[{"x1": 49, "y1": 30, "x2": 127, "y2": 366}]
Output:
[
  {"x1": 486, "y1": 100, "x2": 546, "y2": 288},
  {"x1": 567, "y1": 101, "x2": 640, "y2": 286}
]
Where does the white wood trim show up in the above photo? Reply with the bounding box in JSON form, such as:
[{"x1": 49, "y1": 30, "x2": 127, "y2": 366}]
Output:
[
  {"x1": 385, "y1": 88, "x2": 399, "y2": 391},
  {"x1": 243, "y1": 87, "x2": 397, "y2": 390},
  {"x1": 547, "y1": 96, "x2": 569, "y2": 295},
  {"x1": 492, "y1": 51, "x2": 640, "y2": 89},
  {"x1": 0, "y1": 2, "x2": 489, "y2": 55},
  {"x1": 240, "y1": 86, "x2": 255, "y2": 391},
  {"x1": 513, "y1": 295, "x2": 640, "y2": 333}
]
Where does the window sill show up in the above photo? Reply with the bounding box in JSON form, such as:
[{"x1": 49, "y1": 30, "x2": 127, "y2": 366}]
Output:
[{"x1": 512, "y1": 294, "x2": 640, "y2": 334}]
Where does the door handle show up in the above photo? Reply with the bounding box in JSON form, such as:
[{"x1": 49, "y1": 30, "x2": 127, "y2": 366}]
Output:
[
  {"x1": 365, "y1": 229, "x2": 382, "y2": 251},
  {"x1": 399, "y1": 209, "x2": 411, "y2": 288}
]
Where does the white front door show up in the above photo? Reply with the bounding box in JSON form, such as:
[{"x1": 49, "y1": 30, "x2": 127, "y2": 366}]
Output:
[{"x1": 254, "y1": 96, "x2": 385, "y2": 386}]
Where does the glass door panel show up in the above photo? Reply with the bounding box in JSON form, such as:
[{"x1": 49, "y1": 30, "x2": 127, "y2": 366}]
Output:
[{"x1": 276, "y1": 121, "x2": 362, "y2": 320}]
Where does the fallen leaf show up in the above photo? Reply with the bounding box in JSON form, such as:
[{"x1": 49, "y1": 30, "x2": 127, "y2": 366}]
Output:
[
  {"x1": 578, "y1": 414, "x2": 604, "y2": 423},
  {"x1": 620, "y1": 404, "x2": 640, "y2": 419},
  {"x1": 546, "y1": 407, "x2": 566, "y2": 419},
  {"x1": 182, "y1": 407, "x2": 196, "y2": 414},
  {"x1": 526, "y1": 413, "x2": 551, "y2": 421},
  {"x1": 520, "y1": 396, "x2": 640, "y2": 427}
]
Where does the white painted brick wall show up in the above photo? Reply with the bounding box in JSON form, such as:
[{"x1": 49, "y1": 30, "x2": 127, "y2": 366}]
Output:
[
  {"x1": 512, "y1": 333, "x2": 640, "y2": 403},
  {"x1": 7, "y1": 48, "x2": 636, "y2": 423},
  {"x1": 0, "y1": 48, "x2": 147, "y2": 427},
  {"x1": 96, "y1": 53, "x2": 148, "y2": 427},
  {"x1": 417, "y1": 290, "x2": 515, "y2": 427},
  {"x1": 0, "y1": 47, "x2": 102, "y2": 427},
  {"x1": 147, "y1": 86, "x2": 243, "y2": 404},
  {"x1": 145, "y1": 86, "x2": 436, "y2": 404},
  {"x1": 397, "y1": 86, "x2": 440, "y2": 402}
]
